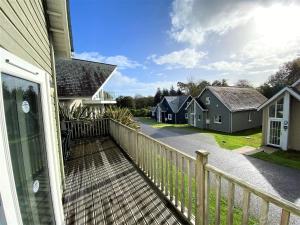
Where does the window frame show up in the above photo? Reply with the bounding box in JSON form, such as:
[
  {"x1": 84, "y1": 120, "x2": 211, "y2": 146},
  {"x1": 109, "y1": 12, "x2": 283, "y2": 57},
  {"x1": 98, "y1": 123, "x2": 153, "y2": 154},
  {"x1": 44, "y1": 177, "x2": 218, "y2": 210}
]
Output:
[
  {"x1": 205, "y1": 96, "x2": 210, "y2": 105},
  {"x1": 248, "y1": 112, "x2": 252, "y2": 122},
  {"x1": 268, "y1": 98, "x2": 284, "y2": 119},
  {"x1": 168, "y1": 114, "x2": 172, "y2": 120},
  {"x1": 185, "y1": 113, "x2": 188, "y2": 119},
  {"x1": 214, "y1": 115, "x2": 222, "y2": 124}
]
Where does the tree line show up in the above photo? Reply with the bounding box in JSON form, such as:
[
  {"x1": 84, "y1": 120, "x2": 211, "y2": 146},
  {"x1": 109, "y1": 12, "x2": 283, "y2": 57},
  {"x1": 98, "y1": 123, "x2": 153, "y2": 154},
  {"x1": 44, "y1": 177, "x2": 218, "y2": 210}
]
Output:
[{"x1": 117, "y1": 57, "x2": 300, "y2": 109}]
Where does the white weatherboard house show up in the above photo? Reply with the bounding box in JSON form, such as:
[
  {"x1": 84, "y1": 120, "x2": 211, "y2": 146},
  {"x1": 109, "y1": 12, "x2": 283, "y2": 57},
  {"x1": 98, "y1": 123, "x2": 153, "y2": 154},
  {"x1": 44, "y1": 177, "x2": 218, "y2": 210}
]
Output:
[
  {"x1": 0, "y1": 0, "x2": 72, "y2": 224},
  {"x1": 258, "y1": 79, "x2": 300, "y2": 151}
]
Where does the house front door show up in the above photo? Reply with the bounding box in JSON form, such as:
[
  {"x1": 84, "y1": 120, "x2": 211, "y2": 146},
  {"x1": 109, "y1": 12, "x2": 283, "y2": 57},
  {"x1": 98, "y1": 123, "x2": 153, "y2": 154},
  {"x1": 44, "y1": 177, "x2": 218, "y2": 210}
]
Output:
[
  {"x1": 268, "y1": 119, "x2": 282, "y2": 147},
  {"x1": 190, "y1": 113, "x2": 195, "y2": 126}
]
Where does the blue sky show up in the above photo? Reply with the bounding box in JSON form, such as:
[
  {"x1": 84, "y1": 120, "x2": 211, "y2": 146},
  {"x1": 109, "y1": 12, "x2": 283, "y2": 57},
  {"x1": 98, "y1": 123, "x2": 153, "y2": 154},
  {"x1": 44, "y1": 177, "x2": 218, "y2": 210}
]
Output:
[{"x1": 70, "y1": 0, "x2": 300, "y2": 96}]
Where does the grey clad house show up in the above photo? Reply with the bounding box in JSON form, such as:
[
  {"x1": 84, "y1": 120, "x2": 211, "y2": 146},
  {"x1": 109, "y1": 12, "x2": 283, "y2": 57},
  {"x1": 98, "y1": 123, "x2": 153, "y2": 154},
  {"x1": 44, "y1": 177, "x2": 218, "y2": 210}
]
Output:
[
  {"x1": 186, "y1": 86, "x2": 267, "y2": 133},
  {"x1": 56, "y1": 58, "x2": 117, "y2": 113},
  {"x1": 156, "y1": 95, "x2": 192, "y2": 123}
]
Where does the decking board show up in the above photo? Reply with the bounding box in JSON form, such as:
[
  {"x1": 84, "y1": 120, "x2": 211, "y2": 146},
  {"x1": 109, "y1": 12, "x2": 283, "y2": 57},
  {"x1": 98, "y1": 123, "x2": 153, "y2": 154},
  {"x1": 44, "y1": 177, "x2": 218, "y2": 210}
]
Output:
[{"x1": 63, "y1": 138, "x2": 185, "y2": 225}]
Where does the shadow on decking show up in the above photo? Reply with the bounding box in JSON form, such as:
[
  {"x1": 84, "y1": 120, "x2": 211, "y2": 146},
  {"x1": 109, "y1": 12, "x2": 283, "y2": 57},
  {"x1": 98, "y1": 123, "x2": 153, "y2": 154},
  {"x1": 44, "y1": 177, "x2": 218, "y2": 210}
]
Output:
[{"x1": 63, "y1": 137, "x2": 186, "y2": 225}]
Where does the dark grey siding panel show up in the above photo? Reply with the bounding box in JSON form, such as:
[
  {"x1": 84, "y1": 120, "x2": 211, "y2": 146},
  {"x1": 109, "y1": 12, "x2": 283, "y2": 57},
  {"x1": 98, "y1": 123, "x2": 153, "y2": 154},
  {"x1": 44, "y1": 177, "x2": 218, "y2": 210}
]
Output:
[
  {"x1": 232, "y1": 110, "x2": 262, "y2": 132},
  {"x1": 199, "y1": 89, "x2": 231, "y2": 132},
  {"x1": 175, "y1": 96, "x2": 192, "y2": 124},
  {"x1": 187, "y1": 101, "x2": 205, "y2": 128}
]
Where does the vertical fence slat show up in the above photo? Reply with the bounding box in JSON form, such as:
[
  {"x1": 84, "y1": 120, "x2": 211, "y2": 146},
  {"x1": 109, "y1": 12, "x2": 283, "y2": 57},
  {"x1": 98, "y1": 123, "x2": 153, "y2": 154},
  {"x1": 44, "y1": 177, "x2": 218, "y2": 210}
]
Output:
[
  {"x1": 242, "y1": 189, "x2": 250, "y2": 225},
  {"x1": 204, "y1": 170, "x2": 209, "y2": 225},
  {"x1": 175, "y1": 152, "x2": 179, "y2": 207},
  {"x1": 215, "y1": 175, "x2": 221, "y2": 225},
  {"x1": 170, "y1": 150, "x2": 173, "y2": 201},
  {"x1": 188, "y1": 159, "x2": 192, "y2": 220},
  {"x1": 259, "y1": 199, "x2": 269, "y2": 225},
  {"x1": 181, "y1": 156, "x2": 185, "y2": 214},
  {"x1": 227, "y1": 181, "x2": 235, "y2": 225},
  {"x1": 280, "y1": 209, "x2": 290, "y2": 225},
  {"x1": 165, "y1": 149, "x2": 169, "y2": 196}
]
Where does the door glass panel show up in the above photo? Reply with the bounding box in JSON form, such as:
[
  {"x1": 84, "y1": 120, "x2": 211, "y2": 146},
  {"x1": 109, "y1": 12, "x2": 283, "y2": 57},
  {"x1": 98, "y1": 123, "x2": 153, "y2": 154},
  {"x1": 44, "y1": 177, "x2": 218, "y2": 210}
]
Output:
[
  {"x1": 269, "y1": 104, "x2": 275, "y2": 117},
  {"x1": 269, "y1": 120, "x2": 281, "y2": 146},
  {"x1": 276, "y1": 98, "x2": 284, "y2": 118},
  {"x1": 1, "y1": 73, "x2": 55, "y2": 225}
]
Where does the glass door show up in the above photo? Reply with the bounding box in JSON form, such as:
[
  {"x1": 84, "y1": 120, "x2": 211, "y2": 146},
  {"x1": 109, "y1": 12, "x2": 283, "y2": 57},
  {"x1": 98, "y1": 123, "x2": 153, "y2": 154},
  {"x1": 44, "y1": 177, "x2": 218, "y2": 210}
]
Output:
[
  {"x1": 268, "y1": 119, "x2": 282, "y2": 147},
  {"x1": 1, "y1": 73, "x2": 55, "y2": 225}
]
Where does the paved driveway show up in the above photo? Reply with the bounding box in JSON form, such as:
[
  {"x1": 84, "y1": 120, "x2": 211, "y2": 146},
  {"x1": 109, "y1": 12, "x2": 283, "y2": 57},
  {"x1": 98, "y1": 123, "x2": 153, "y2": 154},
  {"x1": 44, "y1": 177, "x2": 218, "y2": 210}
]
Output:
[{"x1": 137, "y1": 119, "x2": 300, "y2": 224}]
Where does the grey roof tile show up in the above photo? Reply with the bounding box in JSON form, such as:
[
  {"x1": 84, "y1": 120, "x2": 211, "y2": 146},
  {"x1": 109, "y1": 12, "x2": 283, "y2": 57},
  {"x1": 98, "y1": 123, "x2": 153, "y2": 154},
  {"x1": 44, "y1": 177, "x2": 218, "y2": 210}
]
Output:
[
  {"x1": 56, "y1": 58, "x2": 116, "y2": 98},
  {"x1": 207, "y1": 86, "x2": 267, "y2": 112}
]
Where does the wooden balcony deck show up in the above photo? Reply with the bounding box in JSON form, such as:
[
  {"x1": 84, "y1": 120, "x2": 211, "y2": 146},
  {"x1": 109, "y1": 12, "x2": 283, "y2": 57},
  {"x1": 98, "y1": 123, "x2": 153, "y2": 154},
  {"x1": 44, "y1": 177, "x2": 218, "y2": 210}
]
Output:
[{"x1": 63, "y1": 137, "x2": 187, "y2": 225}]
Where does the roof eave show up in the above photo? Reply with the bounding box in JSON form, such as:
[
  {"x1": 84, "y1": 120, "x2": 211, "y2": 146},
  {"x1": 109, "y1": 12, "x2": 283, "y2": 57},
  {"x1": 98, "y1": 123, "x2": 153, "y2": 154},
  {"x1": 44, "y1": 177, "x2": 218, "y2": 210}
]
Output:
[{"x1": 46, "y1": 0, "x2": 72, "y2": 58}]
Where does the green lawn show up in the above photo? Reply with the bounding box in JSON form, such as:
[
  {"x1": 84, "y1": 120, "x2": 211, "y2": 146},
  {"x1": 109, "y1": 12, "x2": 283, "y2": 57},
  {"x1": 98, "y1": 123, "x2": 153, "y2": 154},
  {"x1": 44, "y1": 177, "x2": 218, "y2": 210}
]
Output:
[
  {"x1": 251, "y1": 150, "x2": 300, "y2": 170},
  {"x1": 137, "y1": 117, "x2": 262, "y2": 150}
]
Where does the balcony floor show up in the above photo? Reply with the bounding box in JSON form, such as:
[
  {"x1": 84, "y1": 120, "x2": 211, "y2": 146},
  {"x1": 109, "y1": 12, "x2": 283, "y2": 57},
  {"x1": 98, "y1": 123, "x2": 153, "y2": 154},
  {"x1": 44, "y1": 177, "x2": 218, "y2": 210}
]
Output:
[{"x1": 63, "y1": 138, "x2": 185, "y2": 225}]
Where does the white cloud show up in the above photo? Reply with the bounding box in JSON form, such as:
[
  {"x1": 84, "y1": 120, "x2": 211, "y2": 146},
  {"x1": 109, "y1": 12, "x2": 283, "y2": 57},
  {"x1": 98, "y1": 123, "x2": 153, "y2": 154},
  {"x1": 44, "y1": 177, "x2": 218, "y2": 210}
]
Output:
[
  {"x1": 104, "y1": 70, "x2": 177, "y2": 96},
  {"x1": 203, "y1": 61, "x2": 243, "y2": 71},
  {"x1": 73, "y1": 52, "x2": 142, "y2": 69},
  {"x1": 150, "y1": 48, "x2": 206, "y2": 68}
]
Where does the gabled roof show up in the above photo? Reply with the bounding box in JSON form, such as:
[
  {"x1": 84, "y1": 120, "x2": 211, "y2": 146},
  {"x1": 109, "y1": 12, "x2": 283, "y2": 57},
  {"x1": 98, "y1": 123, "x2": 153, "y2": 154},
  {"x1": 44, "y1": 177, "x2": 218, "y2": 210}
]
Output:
[
  {"x1": 56, "y1": 58, "x2": 116, "y2": 98},
  {"x1": 201, "y1": 86, "x2": 267, "y2": 112},
  {"x1": 185, "y1": 98, "x2": 207, "y2": 111},
  {"x1": 151, "y1": 106, "x2": 157, "y2": 112},
  {"x1": 163, "y1": 95, "x2": 191, "y2": 113},
  {"x1": 258, "y1": 86, "x2": 300, "y2": 111}
]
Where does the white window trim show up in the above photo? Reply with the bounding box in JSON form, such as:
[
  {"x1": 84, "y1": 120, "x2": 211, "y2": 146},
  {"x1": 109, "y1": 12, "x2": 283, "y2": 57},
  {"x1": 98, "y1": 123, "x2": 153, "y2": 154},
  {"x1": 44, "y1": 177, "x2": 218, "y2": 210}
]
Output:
[
  {"x1": 0, "y1": 48, "x2": 64, "y2": 224},
  {"x1": 168, "y1": 114, "x2": 172, "y2": 120},
  {"x1": 185, "y1": 113, "x2": 188, "y2": 119},
  {"x1": 206, "y1": 96, "x2": 210, "y2": 105},
  {"x1": 214, "y1": 115, "x2": 222, "y2": 124},
  {"x1": 248, "y1": 112, "x2": 252, "y2": 122}
]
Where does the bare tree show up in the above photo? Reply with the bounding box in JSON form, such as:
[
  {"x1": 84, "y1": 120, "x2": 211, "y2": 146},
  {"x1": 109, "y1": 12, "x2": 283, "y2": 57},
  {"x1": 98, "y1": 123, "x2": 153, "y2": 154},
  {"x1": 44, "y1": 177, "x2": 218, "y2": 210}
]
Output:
[{"x1": 235, "y1": 79, "x2": 253, "y2": 88}]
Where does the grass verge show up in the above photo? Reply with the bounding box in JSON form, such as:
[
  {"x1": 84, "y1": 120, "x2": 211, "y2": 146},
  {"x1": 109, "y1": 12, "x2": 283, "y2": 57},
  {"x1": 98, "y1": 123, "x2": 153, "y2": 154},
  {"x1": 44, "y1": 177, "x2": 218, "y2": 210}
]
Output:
[{"x1": 251, "y1": 150, "x2": 300, "y2": 170}]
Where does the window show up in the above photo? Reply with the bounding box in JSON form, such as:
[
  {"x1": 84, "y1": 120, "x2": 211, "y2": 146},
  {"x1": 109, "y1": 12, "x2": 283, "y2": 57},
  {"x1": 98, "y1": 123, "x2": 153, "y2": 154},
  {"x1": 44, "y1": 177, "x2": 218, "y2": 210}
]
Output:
[
  {"x1": 186, "y1": 101, "x2": 190, "y2": 106},
  {"x1": 206, "y1": 97, "x2": 210, "y2": 105},
  {"x1": 168, "y1": 114, "x2": 172, "y2": 120},
  {"x1": 214, "y1": 115, "x2": 222, "y2": 124},
  {"x1": 185, "y1": 113, "x2": 188, "y2": 119},
  {"x1": 269, "y1": 98, "x2": 284, "y2": 118},
  {"x1": 198, "y1": 114, "x2": 201, "y2": 121},
  {"x1": 248, "y1": 112, "x2": 252, "y2": 122}
]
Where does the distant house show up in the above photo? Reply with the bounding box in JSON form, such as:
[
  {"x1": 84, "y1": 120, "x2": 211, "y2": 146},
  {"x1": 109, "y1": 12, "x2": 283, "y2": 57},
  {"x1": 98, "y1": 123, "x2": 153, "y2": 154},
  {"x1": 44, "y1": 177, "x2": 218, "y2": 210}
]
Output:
[
  {"x1": 258, "y1": 79, "x2": 300, "y2": 151},
  {"x1": 155, "y1": 96, "x2": 192, "y2": 123},
  {"x1": 151, "y1": 106, "x2": 157, "y2": 118},
  {"x1": 56, "y1": 58, "x2": 117, "y2": 113},
  {"x1": 186, "y1": 86, "x2": 267, "y2": 133}
]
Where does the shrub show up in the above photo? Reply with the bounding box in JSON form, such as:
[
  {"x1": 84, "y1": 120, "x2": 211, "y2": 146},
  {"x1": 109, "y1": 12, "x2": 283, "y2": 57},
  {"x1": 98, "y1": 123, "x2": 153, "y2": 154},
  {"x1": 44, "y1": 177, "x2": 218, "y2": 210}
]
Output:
[
  {"x1": 130, "y1": 108, "x2": 150, "y2": 117},
  {"x1": 104, "y1": 106, "x2": 139, "y2": 129}
]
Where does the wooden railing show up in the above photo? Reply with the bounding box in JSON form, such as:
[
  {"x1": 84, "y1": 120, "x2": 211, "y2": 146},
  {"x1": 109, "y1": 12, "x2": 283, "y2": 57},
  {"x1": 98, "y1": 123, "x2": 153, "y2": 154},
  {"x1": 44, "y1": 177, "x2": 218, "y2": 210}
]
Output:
[
  {"x1": 63, "y1": 118, "x2": 109, "y2": 140},
  {"x1": 109, "y1": 119, "x2": 300, "y2": 225}
]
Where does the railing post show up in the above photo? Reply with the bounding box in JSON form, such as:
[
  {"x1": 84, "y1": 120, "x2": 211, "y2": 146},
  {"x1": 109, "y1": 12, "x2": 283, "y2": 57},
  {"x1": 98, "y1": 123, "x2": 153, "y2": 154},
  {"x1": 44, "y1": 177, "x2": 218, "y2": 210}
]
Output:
[{"x1": 195, "y1": 150, "x2": 209, "y2": 225}]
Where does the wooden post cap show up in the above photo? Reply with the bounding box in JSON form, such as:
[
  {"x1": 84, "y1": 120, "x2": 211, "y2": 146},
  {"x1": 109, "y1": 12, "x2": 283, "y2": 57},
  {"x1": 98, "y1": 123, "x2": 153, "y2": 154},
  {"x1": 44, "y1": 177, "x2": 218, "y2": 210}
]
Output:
[{"x1": 195, "y1": 150, "x2": 209, "y2": 156}]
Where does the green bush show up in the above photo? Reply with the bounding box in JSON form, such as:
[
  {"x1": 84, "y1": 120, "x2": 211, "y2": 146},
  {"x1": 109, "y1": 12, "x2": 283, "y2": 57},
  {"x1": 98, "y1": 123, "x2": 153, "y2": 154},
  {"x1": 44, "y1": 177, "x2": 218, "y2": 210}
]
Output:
[{"x1": 130, "y1": 108, "x2": 150, "y2": 117}]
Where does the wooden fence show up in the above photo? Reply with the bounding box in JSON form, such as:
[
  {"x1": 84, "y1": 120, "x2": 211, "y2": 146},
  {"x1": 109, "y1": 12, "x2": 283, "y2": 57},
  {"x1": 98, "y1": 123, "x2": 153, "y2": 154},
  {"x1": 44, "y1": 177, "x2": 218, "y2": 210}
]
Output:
[
  {"x1": 109, "y1": 119, "x2": 300, "y2": 225},
  {"x1": 63, "y1": 119, "x2": 109, "y2": 140}
]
